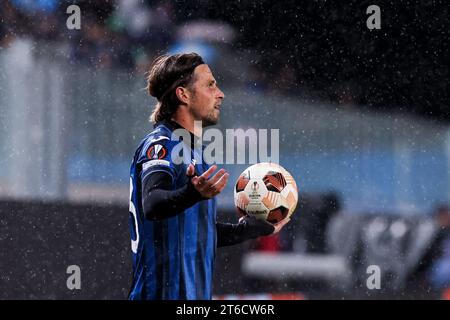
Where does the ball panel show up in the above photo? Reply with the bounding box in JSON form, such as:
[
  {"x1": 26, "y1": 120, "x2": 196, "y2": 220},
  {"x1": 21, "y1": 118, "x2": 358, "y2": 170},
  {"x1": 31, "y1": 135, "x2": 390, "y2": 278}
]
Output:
[
  {"x1": 283, "y1": 174, "x2": 297, "y2": 191},
  {"x1": 267, "y1": 206, "x2": 289, "y2": 224},
  {"x1": 285, "y1": 188, "x2": 298, "y2": 213},
  {"x1": 262, "y1": 191, "x2": 282, "y2": 210},
  {"x1": 261, "y1": 191, "x2": 275, "y2": 209},
  {"x1": 263, "y1": 171, "x2": 287, "y2": 192}
]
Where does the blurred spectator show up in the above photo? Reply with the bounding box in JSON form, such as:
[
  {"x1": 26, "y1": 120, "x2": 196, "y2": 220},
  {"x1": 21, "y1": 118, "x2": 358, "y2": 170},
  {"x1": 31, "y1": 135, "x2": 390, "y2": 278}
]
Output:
[
  {"x1": 170, "y1": 20, "x2": 236, "y2": 67},
  {"x1": 252, "y1": 192, "x2": 341, "y2": 253},
  {"x1": 408, "y1": 205, "x2": 450, "y2": 293},
  {"x1": 245, "y1": 63, "x2": 268, "y2": 93},
  {"x1": 288, "y1": 192, "x2": 340, "y2": 253},
  {"x1": 169, "y1": 40, "x2": 217, "y2": 64},
  {"x1": 11, "y1": 0, "x2": 58, "y2": 13},
  {"x1": 253, "y1": 234, "x2": 282, "y2": 252},
  {"x1": 331, "y1": 81, "x2": 358, "y2": 107},
  {"x1": 269, "y1": 64, "x2": 298, "y2": 96},
  {"x1": 428, "y1": 206, "x2": 450, "y2": 290},
  {"x1": 1, "y1": 0, "x2": 29, "y2": 46},
  {"x1": 113, "y1": 0, "x2": 152, "y2": 39},
  {"x1": 10, "y1": 0, "x2": 60, "y2": 41},
  {"x1": 147, "y1": 0, "x2": 175, "y2": 49},
  {"x1": 108, "y1": 0, "x2": 174, "y2": 55},
  {"x1": 70, "y1": 15, "x2": 113, "y2": 68}
]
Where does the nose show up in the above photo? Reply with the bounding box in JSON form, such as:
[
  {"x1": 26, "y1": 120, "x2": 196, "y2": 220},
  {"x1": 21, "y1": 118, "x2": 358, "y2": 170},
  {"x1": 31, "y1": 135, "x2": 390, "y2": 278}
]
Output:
[{"x1": 217, "y1": 87, "x2": 225, "y2": 100}]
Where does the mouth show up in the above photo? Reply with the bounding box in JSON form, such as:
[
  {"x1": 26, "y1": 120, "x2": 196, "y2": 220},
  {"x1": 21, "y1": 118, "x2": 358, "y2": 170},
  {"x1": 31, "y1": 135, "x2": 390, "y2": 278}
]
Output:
[{"x1": 214, "y1": 104, "x2": 221, "y2": 110}]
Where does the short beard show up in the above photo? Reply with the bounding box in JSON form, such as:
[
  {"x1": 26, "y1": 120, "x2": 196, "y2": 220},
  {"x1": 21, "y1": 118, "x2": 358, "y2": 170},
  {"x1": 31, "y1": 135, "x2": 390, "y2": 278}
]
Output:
[{"x1": 203, "y1": 112, "x2": 219, "y2": 127}]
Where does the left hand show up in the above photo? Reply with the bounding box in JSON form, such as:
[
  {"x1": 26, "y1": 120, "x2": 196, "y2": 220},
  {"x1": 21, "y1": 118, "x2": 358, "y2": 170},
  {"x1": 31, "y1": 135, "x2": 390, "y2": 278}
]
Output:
[
  {"x1": 187, "y1": 164, "x2": 229, "y2": 199},
  {"x1": 239, "y1": 216, "x2": 291, "y2": 236}
]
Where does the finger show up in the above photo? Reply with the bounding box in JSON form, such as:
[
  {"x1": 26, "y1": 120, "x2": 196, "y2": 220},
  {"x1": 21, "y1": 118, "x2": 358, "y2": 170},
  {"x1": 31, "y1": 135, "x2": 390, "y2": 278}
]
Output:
[
  {"x1": 186, "y1": 164, "x2": 195, "y2": 177},
  {"x1": 206, "y1": 168, "x2": 226, "y2": 186},
  {"x1": 273, "y1": 218, "x2": 290, "y2": 234},
  {"x1": 211, "y1": 172, "x2": 229, "y2": 193},
  {"x1": 196, "y1": 165, "x2": 217, "y2": 187},
  {"x1": 273, "y1": 225, "x2": 281, "y2": 234},
  {"x1": 274, "y1": 218, "x2": 290, "y2": 227},
  {"x1": 200, "y1": 165, "x2": 217, "y2": 180}
]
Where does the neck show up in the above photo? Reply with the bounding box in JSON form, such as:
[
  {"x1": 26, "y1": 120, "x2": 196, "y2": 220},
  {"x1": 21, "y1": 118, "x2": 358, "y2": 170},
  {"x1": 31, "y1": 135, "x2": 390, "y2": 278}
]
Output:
[{"x1": 172, "y1": 110, "x2": 202, "y2": 138}]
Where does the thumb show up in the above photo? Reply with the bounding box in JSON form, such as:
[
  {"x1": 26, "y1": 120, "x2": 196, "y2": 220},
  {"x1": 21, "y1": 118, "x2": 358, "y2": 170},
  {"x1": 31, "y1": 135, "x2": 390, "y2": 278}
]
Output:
[
  {"x1": 186, "y1": 163, "x2": 195, "y2": 177},
  {"x1": 273, "y1": 218, "x2": 290, "y2": 234}
]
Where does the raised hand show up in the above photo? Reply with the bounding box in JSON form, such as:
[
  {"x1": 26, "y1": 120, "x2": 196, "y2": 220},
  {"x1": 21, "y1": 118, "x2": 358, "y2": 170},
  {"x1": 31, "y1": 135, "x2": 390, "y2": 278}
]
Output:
[{"x1": 186, "y1": 164, "x2": 229, "y2": 199}]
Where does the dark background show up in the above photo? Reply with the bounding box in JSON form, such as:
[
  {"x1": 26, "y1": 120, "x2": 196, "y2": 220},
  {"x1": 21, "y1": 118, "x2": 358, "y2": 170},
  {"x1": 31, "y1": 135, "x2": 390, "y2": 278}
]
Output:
[
  {"x1": 2, "y1": 0, "x2": 448, "y2": 120},
  {"x1": 0, "y1": 199, "x2": 442, "y2": 299}
]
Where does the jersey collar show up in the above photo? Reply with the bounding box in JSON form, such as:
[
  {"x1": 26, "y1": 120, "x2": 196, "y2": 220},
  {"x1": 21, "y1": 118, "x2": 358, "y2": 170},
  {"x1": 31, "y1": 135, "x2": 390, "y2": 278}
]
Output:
[{"x1": 156, "y1": 119, "x2": 204, "y2": 151}]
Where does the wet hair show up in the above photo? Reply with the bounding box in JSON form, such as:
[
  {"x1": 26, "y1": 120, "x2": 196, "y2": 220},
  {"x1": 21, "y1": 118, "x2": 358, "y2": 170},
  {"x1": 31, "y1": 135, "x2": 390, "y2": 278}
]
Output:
[{"x1": 146, "y1": 53, "x2": 205, "y2": 124}]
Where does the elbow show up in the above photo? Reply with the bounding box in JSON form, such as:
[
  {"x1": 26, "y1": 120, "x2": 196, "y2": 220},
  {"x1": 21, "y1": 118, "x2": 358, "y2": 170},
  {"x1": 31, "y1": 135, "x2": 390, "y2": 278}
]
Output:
[
  {"x1": 143, "y1": 199, "x2": 161, "y2": 221},
  {"x1": 143, "y1": 199, "x2": 179, "y2": 221}
]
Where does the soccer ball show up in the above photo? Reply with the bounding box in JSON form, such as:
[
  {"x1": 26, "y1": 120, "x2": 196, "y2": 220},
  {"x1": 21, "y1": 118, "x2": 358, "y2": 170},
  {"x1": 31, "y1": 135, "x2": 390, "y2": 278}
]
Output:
[{"x1": 234, "y1": 162, "x2": 298, "y2": 224}]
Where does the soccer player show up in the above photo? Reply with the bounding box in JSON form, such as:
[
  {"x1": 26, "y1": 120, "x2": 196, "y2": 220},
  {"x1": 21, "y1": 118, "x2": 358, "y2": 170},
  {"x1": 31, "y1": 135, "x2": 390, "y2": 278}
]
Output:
[{"x1": 128, "y1": 53, "x2": 288, "y2": 300}]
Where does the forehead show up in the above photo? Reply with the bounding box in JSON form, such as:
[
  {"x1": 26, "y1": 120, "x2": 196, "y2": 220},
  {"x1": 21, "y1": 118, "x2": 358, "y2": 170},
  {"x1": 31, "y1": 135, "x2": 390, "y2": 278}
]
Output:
[{"x1": 193, "y1": 64, "x2": 214, "y2": 82}]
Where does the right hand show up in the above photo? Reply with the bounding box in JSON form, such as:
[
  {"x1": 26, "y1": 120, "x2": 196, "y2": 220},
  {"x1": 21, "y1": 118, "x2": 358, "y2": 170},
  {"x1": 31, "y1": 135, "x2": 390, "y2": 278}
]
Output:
[{"x1": 186, "y1": 164, "x2": 229, "y2": 199}]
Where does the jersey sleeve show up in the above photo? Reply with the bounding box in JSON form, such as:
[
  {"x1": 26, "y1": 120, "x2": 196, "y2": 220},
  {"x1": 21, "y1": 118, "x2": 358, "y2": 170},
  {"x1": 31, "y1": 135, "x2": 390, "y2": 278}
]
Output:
[{"x1": 137, "y1": 135, "x2": 178, "y2": 184}]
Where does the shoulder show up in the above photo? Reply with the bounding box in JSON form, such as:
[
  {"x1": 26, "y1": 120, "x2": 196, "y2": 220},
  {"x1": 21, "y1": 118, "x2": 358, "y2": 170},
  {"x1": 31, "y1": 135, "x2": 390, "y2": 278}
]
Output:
[
  {"x1": 135, "y1": 125, "x2": 182, "y2": 179},
  {"x1": 139, "y1": 125, "x2": 178, "y2": 160}
]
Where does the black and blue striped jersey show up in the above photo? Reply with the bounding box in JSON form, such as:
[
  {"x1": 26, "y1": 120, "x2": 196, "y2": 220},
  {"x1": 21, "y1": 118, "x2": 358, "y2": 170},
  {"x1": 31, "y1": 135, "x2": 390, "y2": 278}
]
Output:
[{"x1": 128, "y1": 119, "x2": 217, "y2": 300}]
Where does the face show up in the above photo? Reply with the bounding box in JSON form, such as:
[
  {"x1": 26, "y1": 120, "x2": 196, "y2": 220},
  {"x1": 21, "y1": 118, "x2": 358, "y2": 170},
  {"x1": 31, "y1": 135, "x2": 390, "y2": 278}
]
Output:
[{"x1": 187, "y1": 64, "x2": 225, "y2": 126}]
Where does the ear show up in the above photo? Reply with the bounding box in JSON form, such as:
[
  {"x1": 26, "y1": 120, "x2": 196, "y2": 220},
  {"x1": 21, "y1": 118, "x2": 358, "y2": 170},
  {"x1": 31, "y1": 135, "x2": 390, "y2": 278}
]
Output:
[{"x1": 175, "y1": 86, "x2": 190, "y2": 105}]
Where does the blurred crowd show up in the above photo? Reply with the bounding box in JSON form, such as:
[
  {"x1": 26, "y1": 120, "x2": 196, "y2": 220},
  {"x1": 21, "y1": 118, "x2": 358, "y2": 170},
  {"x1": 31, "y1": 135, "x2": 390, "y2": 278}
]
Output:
[
  {"x1": 0, "y1": 0, "x2": 326, "y2": 97},
  {"x1": 0, "y1": 0, "x2": 176, "y2": 70},
  {"x1": 1, "y1": 1, "x2": 448, "y2": 115}
]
